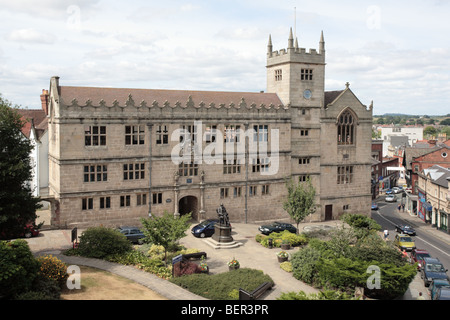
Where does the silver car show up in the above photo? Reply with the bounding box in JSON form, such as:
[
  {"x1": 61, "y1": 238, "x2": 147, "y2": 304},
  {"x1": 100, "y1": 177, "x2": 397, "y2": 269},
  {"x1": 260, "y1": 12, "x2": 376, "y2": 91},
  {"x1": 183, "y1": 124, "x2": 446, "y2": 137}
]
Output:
[{"x1": 385, "y1": 194, "x2": 397, "y2": 202}]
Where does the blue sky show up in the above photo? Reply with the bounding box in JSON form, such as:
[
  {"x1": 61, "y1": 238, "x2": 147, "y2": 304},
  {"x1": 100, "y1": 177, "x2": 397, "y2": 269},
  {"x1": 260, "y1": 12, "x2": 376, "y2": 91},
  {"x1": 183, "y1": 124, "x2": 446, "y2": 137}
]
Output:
[{"x1": 0, "y1": 0, "x2": 449, "y2": 115}]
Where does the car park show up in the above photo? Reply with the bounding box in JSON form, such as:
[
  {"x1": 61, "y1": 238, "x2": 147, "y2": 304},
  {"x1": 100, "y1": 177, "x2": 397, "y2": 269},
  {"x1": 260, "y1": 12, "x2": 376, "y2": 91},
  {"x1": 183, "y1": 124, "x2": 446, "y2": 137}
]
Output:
[
  {"x1": 429, "y1": 279, "x2": 450, "y2": 300},
  {"x1": 191, "y1": 219, "x2": 219, "y2": 238},
  {"x1": 395, "y1": 225, "x2": 416, "y2": 236},
  {"x1": 410, "y1": 249, "x2": 431, "y2": 270},
  {"x1": 394, "y1": 234, "x2": 416, "y2": 252},
  {"x1": 433, "y1": 286, "x2": 450, "y2": 300},
  {"x1": 385, "y1": 194, "x2": 397, "y2": 202},
  {"x1": 258, "y1": 222, "x2": 297, "y2": 235},
  {"x1": 371, "y1": 202, "x2": 378, "y2": 210},
  {"x1": 118, "y1": 226, "x2": 145, "y2": 244},
  {"x1": 421, "y1": 257, "x2": 449, "y2": 287}
]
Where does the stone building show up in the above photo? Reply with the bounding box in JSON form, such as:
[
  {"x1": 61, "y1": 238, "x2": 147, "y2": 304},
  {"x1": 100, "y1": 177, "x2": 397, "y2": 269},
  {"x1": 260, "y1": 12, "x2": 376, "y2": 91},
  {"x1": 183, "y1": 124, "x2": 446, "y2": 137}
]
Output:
[{"x1": 46, "y1": 29, "x2": 373, "y2": 228}]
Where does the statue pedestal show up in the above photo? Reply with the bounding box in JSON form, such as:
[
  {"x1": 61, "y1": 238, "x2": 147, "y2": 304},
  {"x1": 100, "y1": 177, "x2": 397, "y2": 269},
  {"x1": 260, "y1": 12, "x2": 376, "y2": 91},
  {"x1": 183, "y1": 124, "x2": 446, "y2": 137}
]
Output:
[{"x1": 212, "y1": 224, "x2": 233, "y2": 243}]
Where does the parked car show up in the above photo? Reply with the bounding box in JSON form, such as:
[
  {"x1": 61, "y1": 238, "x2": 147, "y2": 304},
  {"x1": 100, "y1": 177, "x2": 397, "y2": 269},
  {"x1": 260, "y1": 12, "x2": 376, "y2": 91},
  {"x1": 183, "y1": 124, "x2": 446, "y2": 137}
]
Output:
[
  {"x1": 405, "y1": 187, "x2": 412, "y2": 193},
  {"x1": 394, "y1": 234, "x2": 416, "y2": 252},
  {"x1": 395, "y1": 224, "x2": 416, "y2": 236},
  {"x1": 392, "y1": 187, "x2": 401, "y2": 194},
  {"x1": 385, "y1": 189, "x2": 394, "y2": 195},
  {"x1": 410, "y1": 249, "x2": 431, "y2": 270},
  {"x1": 371, "y1": 202, "x2": 378, "y2": 210},
  {"x1": 23, "y1": 223, "x2": 41, "y2": 238},
  {"x1": 258, "y1": 222, "x2": 297, "y2": 235},
  {"x1": 429, "y1": 279, "x2": 450, "y2": 300},
  {"x1": 117, "y1": 226, "x2": 145, "y2": 244},
  {"x1": 433, "y1": 286, "x2": 450, "y2": 300},
  {"x1": 191, "y1": 219, "x2": 219, "y2": 238},
  {"x1": 385, "y1": 194, "x2": 397, "y2": 202},
  {"x1": 421, "y1": 257, "x2": 449, "y2": 287}
]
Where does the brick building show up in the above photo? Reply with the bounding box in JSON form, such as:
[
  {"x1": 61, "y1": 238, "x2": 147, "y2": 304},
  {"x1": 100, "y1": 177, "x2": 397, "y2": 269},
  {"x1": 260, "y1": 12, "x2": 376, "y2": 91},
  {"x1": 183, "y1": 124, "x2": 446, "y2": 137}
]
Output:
[{"x1": 46, "y1": 29, "x2": 373, "y2": 228}]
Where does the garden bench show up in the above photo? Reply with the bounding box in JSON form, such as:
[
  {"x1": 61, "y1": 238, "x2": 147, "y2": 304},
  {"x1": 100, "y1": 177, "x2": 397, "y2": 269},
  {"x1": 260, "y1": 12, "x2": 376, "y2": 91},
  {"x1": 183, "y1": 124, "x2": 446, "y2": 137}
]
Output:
[
  {"x1": 182, "y1": 252, "x2": 207, "y2": 261},
  {"x1": 238, "y1": 282, "x2": 273, "y2": 300}
]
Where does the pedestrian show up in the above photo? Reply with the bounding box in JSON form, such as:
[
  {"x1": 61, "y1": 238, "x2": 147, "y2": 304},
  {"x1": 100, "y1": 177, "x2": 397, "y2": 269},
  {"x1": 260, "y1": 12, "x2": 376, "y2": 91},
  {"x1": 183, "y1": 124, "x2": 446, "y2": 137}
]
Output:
[
  {"x1": 398, "y1": 204, "x2": 401, "y2": 212},
  {"x1": 401, "y1": 249, "x2": 408, "y2": 259},
  {"x1": 383, "y1": 229, "x2": 389, "y2": 240},
  {"x1": 402, "y1": 203, "x2": 405, "y2": 212},
  {"x1": 417, "y1": 292, "x2": 425, "y2": 300}
]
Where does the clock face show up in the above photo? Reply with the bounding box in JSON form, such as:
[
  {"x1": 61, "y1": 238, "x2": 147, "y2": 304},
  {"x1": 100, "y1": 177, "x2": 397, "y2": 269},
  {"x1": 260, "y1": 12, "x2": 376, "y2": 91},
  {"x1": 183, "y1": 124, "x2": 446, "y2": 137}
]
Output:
[{"x1": 303, "y1": 89, "x2": 312, "y2": 99}]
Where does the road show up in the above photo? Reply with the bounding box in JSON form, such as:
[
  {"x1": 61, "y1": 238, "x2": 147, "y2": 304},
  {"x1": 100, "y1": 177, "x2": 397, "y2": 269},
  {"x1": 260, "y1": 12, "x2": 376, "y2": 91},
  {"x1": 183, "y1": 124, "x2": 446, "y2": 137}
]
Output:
[{"x1": 371, "y1": 193, "x2": 450, "y2": 299}]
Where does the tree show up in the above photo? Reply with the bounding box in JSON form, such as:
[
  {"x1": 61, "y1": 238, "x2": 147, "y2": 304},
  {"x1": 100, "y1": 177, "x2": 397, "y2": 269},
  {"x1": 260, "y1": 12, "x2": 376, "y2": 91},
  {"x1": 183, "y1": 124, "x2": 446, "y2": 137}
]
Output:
[
  {"x1": 423, "y1": 126, "x2": 437, "y2": 137},
  {"x1": 283, "y1": 177, "x2": 317, "y2": 233},
  {"x1": 140, "y1": 211, "x2": 192, "y2": 265},
  {"x1": 0, "y1": 95, "x2": 42, "y2": 239}
]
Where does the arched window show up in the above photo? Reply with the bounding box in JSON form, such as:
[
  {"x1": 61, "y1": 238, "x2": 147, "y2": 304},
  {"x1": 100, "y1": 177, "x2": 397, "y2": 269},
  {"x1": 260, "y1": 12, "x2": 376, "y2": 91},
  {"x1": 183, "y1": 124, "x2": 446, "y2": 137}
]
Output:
[{"x1": 337, "y1": 109, "x2": 355, "y2": 145}]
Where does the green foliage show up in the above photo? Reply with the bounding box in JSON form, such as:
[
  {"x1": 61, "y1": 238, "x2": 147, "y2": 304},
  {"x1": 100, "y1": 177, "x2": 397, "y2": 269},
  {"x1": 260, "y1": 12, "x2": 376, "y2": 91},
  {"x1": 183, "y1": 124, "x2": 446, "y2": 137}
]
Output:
[
  {"x1": 140, "y1": 211, "x2": 192, "y2": 264},
  {"x1": 341, "y1": 213, "x2": 381, "y2": 239},
  {"x1": 278, "y1": 289, "x2": 355, "y2": 300},
  {"x1": 280, "y1": 261, "x2": 293, "y2": 273},
  {"x1": 258, "y1": 230, "x2": 308, "y2": 248},
  {"x1": 283, "y1": 177, "x2": 317, "y2": 231},
  {"x1": 0, "y1": 239, "x2": 40, "y2": 298},
  {"x1": 170, "y1": 268, "x2": 273, "y2": 300},
  {"x1": 0, "y1": 96, "x2": 42, "y2": 239},
  {"x1": 77, "y1": 226, "x2": 132, "y2": 259},
  {"x1": 36, "y1": 255, "x2": 69, "y2": 287},
  {"x1": 291, "y1": 246, "x2": 322, "y2": 285}
]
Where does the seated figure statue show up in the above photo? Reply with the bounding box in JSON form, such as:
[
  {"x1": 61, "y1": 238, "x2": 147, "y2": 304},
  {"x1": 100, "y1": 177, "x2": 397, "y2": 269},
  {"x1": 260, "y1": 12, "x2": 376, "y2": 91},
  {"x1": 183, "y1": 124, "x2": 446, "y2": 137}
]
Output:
[{"x1": 217, "y1": 204, "x2": 230, "y2": 227}]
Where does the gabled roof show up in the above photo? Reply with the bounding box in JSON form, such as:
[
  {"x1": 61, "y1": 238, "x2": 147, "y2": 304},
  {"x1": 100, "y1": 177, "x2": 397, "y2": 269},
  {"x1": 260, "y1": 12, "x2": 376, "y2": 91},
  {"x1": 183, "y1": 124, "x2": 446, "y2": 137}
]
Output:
[
  {"x1": 324, "y1": 90, "x2": 344, "y2": 106},
  {"x1": 16, "y1": 109, "x2": 48, "y2": 140},
  {"x1": 423, "y1": 165, "x2": 450, "y2": 188}
]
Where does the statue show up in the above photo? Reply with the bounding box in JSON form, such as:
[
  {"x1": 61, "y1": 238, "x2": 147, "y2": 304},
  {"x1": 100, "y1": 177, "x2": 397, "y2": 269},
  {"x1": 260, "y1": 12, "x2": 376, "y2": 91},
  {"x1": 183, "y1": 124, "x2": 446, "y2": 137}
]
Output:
[{"x1": 217, "y1": 204, "x2": 230, "y2": 227}]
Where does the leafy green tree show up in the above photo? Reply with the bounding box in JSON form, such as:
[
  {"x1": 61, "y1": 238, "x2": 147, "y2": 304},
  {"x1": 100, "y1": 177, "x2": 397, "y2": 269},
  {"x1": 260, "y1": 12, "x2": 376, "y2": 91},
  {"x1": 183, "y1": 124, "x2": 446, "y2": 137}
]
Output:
[
  {"x1": 0, "y1": 95, "x2": 42, "y2": 239},
  {"x1": 140, "y1": 211, "x2": 192, "y2": 265},
  {"x1": 283, "y1": 177, "x2": 317, "y2": 233},
  {"x1": 441, "y1": 126, "x2": 450, "y2": 137},
  {"x1": 440, "y1": 118, "x2": 450, "y2": 126},
  {"x1": 77, "y1": 226, "x2": 132, "y2": 259},
  {"x1": 423, "y1": 126, "x2": 437, "y2": 137}
]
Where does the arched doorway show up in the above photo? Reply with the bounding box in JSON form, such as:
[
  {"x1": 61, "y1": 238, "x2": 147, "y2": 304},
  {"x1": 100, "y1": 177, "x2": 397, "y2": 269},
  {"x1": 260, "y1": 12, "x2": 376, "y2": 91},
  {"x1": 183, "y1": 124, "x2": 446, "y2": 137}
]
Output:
[{"x1": 179, "y1": 196, "x2": 198, "y2": 221}]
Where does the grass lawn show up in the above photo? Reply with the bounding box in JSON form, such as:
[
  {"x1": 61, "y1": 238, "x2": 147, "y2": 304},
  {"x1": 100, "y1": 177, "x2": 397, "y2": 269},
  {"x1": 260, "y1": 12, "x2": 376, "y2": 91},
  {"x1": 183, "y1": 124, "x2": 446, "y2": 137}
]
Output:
[{"x1": 60, "y1": 266, "x2": 167, "y2": 300}]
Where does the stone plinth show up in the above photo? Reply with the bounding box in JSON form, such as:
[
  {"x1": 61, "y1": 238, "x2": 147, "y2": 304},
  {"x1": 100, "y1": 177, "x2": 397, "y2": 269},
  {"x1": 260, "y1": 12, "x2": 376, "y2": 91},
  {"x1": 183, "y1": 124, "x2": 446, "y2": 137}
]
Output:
[{"x1": 212, "y1": 224, "x2": 233, "y2": 243}]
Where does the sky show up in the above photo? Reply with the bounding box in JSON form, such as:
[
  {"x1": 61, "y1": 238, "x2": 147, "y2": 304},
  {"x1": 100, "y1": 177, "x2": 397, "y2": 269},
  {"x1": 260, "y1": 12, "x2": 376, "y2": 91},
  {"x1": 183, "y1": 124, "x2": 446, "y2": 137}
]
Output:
[{"x1": 0, "y1": 0, "x2": 449, "y2": 115}]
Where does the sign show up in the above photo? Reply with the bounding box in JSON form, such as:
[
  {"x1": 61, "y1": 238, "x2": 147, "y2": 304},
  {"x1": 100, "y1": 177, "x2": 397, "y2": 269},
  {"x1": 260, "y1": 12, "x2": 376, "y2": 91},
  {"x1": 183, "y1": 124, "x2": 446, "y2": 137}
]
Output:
[
  {"x1": 172, "y1": 254, "x2": 183, "y2": 265},
  {"x1": 186, "y1": 178, "x2": 192, "y2": 184}
]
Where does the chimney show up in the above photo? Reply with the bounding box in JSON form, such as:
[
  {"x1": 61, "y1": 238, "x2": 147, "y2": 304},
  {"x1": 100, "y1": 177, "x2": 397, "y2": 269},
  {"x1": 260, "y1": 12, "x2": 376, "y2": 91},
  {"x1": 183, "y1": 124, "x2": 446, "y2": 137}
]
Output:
[{"x1": 40, "y1": 89, "x2": 49, "y2": 115}]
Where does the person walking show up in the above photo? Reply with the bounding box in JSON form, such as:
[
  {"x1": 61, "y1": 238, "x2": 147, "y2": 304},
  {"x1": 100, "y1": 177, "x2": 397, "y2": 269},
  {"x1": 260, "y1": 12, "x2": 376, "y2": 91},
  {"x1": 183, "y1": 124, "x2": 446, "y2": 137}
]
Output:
[
  {"x1": 383, "y1": 229, "x2": 389, "y2": 240},
  {"x1": 417, "y1": 292, "x2": 425, "y2": 300}
]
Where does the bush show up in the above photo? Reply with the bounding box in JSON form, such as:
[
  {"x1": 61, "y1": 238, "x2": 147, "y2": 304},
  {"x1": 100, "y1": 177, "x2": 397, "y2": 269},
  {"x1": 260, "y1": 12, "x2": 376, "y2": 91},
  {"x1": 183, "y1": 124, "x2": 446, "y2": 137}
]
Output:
[
  {"x1": 278, "y1": 290, "x2": 355, "y2": 300},
  {"x1": 170, "y1": 268, "x2": 273, "y2": 300},
  {"x1": 0, "y1": 240, "x2": 40, "y2": 298},
  {"x1": 173, "y1": 261, "x2": 202, "y2": 277},
  {"x1": 77, "y1": 226, "x2": 132, "y2": 259},
  {"x1": 36, "y1": 255, "x2": 68, "y2": 287},
  {"x1": 291, "y1": 246, "x2": 322, "y2": 285},
  {"x1": 280, "y1": 261, "x2": 293, "y2": 273},
  {"x1": 259, "y1": 231, "x2": 308, "y2": 248}
]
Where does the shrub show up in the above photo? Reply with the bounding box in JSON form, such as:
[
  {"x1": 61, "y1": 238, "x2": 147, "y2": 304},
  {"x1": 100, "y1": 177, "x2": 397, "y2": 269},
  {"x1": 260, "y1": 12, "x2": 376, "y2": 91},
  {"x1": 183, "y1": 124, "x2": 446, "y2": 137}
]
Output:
[
  {"x1": 0, "y1": 240, "x2": 40, "y2": 298},
  {"x1": 173, "y1": 261, "x2": 202, "y2": 277},
  {"x1": 259, "y1": 230, "x2": 308, "y2": 248},
  {"x1": 280, "y1": 261, "x2": 293, "y2": 273},
  {"x1": 77, "y1": 226, "x2": 132, "y2": 259},
  {"x1": 278, "y1": 290, "x2": 355, "y2": 300},
  {"x1": 170, "y1": 268, "x2": 273, "y2": 300},
  {"x1": 291, "y1": 245, "x2": 322, "y2": 285},
  {"x1": 36, "y1": 255, "x2": 68, "y2": 287}
]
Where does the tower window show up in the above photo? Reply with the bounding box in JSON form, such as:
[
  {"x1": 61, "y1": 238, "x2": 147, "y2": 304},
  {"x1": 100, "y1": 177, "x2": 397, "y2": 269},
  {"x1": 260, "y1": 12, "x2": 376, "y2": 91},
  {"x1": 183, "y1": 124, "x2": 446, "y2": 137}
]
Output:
[
  {"x1": 275, "y1": 69, "x2": 282, "y2": 81},
  {"x1": 337, "y1": 110, "x2": 355, "y2": 145},
  {"x1": 301, "y1": 69, "x2": 313, "y2": 81}
]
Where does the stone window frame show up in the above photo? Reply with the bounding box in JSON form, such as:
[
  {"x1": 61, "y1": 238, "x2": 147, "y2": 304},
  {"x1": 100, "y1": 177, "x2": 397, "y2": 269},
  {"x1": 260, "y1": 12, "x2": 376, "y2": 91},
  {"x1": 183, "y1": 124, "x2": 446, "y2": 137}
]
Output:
[
  {"x1": 99, "y1": 196, "x2": 111, "y2": 209},
  {"x1": 249, "y1": 185, "x2": 257, "y2": 197},
  {"x1": 224, "y1": 124, "x2": 241, "y2": 143},
  {"x1": 84, "y1": 125, "x2": 106, "y2": 146},
  {"x1": 223, "y1": 158, "x2": 242, "y2": 174},
  {"x1": 120, "y1": 195, "x2": 131, "y2": 207},
  {"x1": 300, "y1": 129, "x2": 309, "y2": 137},
  {"x1": 156, "y1": 125, "x2": 169, "y2": 145},
  {"x1": 298, "y1": 157, "x2": 311, "y2": 165},
  {"x1": 275, "y1": 69, "x2": 282, "y2": 81},
  {"x1": 337, "y1": 109, "x2": 357, "y2": 146},
  {"x1": 82, "y1": 197, "x2": 93, "y2": 210},
  {"x1": 123, "y1": 162, "x2": 145, "y2": 180},
  {"x1": 220, "y1": 187, "x2": 229, "y2": 199},
  {"x1": 137, "y1": 193, "x2": 147, "y2": 206},
  {"x1": 262, "y1": 184, "x2": 270, "y2": 195},
  {"x1": 252, "y1": 157, "x2": 269, "y2": 173},
  {"x1": 84, "y1": 164, "x2": 108, "y2": 183},
  {"x1": 233, "y1": 187, "x2": 242, "y2": 198},
  {"x1": 152, "y1": 192, "x2": 162, "y2": 205},
  {"x1": 301, "y1": 68, "x2": 313, "y2": 81},
  {"x1": 125, "y1": 125, "x2": 145, "y2": 145},
  {"x1": 337, "y1": 165, "x2": 354, "y2": 184}
]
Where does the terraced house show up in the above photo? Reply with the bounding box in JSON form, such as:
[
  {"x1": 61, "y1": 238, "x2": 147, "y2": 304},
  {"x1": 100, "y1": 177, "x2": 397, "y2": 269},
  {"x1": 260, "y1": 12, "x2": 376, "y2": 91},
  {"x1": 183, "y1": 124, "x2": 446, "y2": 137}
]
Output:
[{"x1": 45, "y1": 29, "x2": 373, "y2": 228}]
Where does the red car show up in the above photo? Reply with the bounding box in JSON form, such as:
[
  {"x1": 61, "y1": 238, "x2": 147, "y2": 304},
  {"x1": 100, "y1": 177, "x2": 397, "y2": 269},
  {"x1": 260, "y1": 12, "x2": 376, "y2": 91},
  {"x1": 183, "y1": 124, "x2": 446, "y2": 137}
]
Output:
[{"x1": 410, "y1": 248, "x2": 431, "y2": 270}]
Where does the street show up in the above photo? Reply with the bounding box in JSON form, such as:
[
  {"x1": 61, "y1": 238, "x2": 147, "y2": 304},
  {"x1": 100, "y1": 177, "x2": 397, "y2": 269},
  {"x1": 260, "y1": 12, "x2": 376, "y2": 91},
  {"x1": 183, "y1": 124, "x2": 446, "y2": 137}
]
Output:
[{"x1": 371, "y1": 192, "x2": 450, "y2": 300}]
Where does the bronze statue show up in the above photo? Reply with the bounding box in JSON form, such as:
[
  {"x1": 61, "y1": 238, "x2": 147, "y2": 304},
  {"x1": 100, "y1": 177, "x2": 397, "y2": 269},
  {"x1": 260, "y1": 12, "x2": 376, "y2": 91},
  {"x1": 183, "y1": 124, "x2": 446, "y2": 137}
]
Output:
[{"x1": 217, "y1": 204, "x2": 230, "y2": 227}]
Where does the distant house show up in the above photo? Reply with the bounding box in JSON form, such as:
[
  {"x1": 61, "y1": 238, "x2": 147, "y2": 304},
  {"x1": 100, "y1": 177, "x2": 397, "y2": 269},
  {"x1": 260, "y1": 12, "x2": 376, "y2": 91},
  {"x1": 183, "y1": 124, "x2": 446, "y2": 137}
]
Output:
[
  {"x1": 418, "y1": 165, "x2": 449, "y2": 233},
  {"x1": 377, "y1": 125, "x2": 423, "y2": 157},
  {"x1": 16, "y1": 90, "x2": 49, "y2": 199}
]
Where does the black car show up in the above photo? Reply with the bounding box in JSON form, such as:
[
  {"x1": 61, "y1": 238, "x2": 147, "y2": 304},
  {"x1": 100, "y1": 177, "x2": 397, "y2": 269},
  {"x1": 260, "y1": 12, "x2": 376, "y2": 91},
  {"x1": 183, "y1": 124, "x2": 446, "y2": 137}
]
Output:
[
  {"x1": 421, "y1": 257, "x2": 449, "y2": 287},
  {"x1": 191, "y1": 219, "x2": 219, "y2": 238},
  {"x1": 258, "y1": 222, "x2": 297, "y2": 235},
  {"x1": 395, "y1": 224, "x2": 416, "y2": 236},
  {"x1": 118, "y1": 226, "x2": 145, "y2": 244}
]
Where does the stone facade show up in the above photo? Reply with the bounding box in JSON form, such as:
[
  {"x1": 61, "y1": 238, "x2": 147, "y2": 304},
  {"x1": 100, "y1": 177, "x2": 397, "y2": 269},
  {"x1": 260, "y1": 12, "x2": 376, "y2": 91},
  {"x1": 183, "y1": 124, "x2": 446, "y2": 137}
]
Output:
[{"x1": 47, "y1": 29, "x2": 373, "y2": 228}]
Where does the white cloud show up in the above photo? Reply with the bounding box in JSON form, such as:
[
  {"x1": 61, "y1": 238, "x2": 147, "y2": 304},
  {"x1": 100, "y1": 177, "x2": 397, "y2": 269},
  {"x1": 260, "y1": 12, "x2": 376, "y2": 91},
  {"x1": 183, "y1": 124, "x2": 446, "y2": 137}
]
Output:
[{"x1": 5, "y1": 28, "x2": 56, "y2": 44}]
